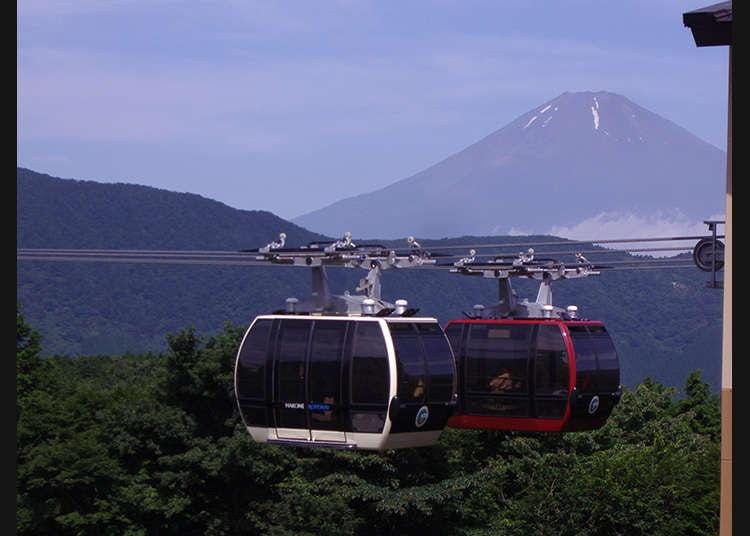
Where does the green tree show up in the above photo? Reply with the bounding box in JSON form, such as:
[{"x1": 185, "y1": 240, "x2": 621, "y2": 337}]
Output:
[
  {"x1": 162, "y1": 323, "x2": 244, "y2": 438},
  {"x1": 676, "y1": 370, "x2": 721, "y2": 440},
  {"x1": 17, "y1": 309, "x2": 42, "y2": 401},
  {"x1": 16, "y1": 311, "x2": 722, "y2": 535}
]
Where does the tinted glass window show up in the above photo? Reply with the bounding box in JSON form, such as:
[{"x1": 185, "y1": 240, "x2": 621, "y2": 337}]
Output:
[
  {"x1": 276, "y1": 320, "x2": 310, "y2": 402},
  {"x1": 351, "y1": 322, "x2": 389, "y2": 405},
  {"x1": 535, "y1": 325, "x2": 569, "y2": 395},
  {"x1": 569, "y1": 325, "x2": 597, "y2": 391},
  {"x1": 536, "y1": 399, "x2": 567, "y2": 418},
  {"x1": 464, "y1": 396, "x2": 530, "y2": 417},
  {"x1": 417, "y1": 322, "x2": 455, "y2": 403},
  {"x1": 350, "y1": 411, "x2": 386, "y2": 433},
  {"x1": 589, "y1": 325, "x2": 620, "y2": 391},
  {"x1": 308, "y1": 321, "x2": 347, "y2": 420},
  {"x1": 390, "y1": 323, "x2": 427, "y2": 403},
  {"x1": 570, "y1": 324, "x2": 622, "y2": 393},
  {"x1": 444, "y1": 323, "x2": 465, "y2": 398},
  {"x1": 237, "y1": 319, "x2": 271, "y2": 400},
  {"x1": 444, "y1": 323, "x2": 463, "y2": 355},
  {"x1": 465, "y1": 323, "x2": 531, "y2": 394}
]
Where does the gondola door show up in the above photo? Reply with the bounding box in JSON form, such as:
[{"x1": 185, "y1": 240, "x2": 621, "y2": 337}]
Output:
[
  {"x1": 274, "y1": 319, "x2": 312, "y2": 441},
  {"x1": 273, "y1": 319, "x2": 349, "y2": 444},
  {"x1": 307, "y1": 320, "x2": 348, "y2": 443}
]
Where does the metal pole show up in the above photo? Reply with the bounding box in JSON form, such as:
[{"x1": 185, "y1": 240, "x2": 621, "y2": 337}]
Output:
[
  {"x1": 711, "y1": 222, "x2": 717, "y2": 288},
  {"x1": 719, "y1": 44, "x2": 732, "y2": 536}
]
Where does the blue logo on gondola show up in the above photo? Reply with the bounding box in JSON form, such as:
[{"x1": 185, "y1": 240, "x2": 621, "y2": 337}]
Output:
[
  {"x1": 588, "y1": 396, "x2": 600, "y2": 415},
  {"x1": 415, "y1": 406, "x2": 429, "y2": 428}
]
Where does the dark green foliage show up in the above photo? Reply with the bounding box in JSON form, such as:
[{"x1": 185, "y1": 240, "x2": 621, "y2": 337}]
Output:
[
  {"x1": 162, "y1": 324, "x2": 245, "y2": 438},
  {"x1": 16, "y1": 167, "x2": 327, "y2": 250},
  {"x1": 677, "y1": 371, "x2": 721, "y2": 440},
  {"x1": 17, "y1": 166, "x2": 328, "y2": 358},
  {"x1": 17, "y1": 308, "x2": 42, "y2": 401},
  {"x1": 17, "y1": 314, "x2": 721, "y2": 535}
]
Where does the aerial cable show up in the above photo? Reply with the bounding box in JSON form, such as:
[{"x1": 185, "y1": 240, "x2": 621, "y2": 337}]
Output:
[{"x1": 16, "y1": 232, "x2": 722, "y2": 275}]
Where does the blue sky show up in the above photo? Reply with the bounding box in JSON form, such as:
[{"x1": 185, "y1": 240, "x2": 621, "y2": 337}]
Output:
[{"x1": 18, "y1": 0, "x2": 729, "y2": 221}]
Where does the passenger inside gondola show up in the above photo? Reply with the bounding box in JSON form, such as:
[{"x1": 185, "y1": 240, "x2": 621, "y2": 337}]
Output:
[
  {"x1": 413, "y1": 377, "x2": 425, "y2": 398},
  {"x1": 311, "y1": 396, "x2": 335, "y2": 422},
  {"x1": 488, "y1": 368, "x2": 516, "y2": 392}
]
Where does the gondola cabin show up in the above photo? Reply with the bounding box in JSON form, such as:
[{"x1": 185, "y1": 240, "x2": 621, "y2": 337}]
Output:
[
  {"x1": 444, "y1": 318, "x2": 621, "y2": 432},
  {"x1": 235, "y1": 315, "x2": 457, "y2": 451}
]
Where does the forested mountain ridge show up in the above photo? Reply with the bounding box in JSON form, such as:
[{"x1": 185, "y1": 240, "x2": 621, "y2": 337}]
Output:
[
  {"x1": 16, "y1": 167, "x2": 723, "y2": 391},
  {"x1": 17, "y1": 167, "x2": 327, "y2": 249}
]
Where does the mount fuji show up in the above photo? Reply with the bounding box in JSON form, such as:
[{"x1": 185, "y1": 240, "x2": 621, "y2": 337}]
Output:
[{"x1": 293, "y1": 91, "x2": 726, "y2": 239}]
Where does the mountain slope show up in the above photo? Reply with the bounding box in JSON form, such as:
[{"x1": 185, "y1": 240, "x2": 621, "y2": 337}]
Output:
[
  {"x1": 16, "y1": 168, "x2": 723, "y2": 391},
  {"x1": 16, "y1": 168, "x2": 329, "y2": 355},
  {"x1": 17, "y1": 167, "x2": 325, "y2": 249},
  {"x1": 293, "y1": 91, "x2": 726, "y2": 238}
]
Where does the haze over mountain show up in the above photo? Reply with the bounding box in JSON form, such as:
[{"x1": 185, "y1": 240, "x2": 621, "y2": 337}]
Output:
[{"x1": 293, "y1": 91, "x2": 726, "y2": 239}]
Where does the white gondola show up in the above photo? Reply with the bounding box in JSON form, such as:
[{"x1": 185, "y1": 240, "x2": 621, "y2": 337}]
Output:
[
  {"x1": 233, "y1": 233, "x2": 457, "y2": 451},
  {"x1": 235, "y1": 314, "x2": 456, "y2": 451}
]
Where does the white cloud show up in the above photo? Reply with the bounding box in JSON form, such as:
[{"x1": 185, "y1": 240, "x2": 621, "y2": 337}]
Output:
[
  {"x1": 549, "y1": 211, "x2": 725, "y2": 257},
  {"x1": 508, "y1": 226, "x2": 533, "y2": 236}
]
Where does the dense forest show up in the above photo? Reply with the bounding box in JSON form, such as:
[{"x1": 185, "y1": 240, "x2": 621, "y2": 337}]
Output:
[
  {"x1": 17, "y1": 312, "x2": 721, "y2": 535},
  {"x1": 17, "y1": 168, "x2": 724, "y2": 391}
]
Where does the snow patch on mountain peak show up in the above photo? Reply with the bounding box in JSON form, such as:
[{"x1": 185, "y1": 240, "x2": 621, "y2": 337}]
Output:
[{"x1": 591, "y1": 106, "x2": 600, "y2": 130}]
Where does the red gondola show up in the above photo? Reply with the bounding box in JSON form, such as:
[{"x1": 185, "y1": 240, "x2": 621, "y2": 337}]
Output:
[
  {"x1": 445, "y1": 318, "x2": 620, "y2": 432},
  {"x1": 443, "y1": 250, "x2": 622, "y2": 432}
]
